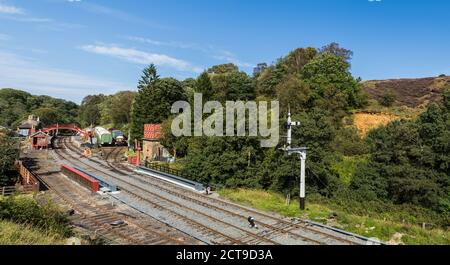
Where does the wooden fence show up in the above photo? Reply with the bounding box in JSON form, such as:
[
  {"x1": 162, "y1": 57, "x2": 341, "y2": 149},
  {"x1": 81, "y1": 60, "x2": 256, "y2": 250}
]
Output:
[
  {"x1": 0, "y1": 161, "x2": 40, "y2": 197},
  {"x1": 1, "y1": 185, "x2": 38, "y2": 196}
]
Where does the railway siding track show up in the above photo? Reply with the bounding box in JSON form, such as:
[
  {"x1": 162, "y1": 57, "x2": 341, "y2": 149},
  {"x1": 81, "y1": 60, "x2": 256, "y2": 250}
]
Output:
[
  {"x1": 59, "y1": 140, "x2": 284, "y2": 244},
  {"x1": 97, "y1": 142, "x2": 364, "y2": 244},
  {"x1": 54, "y1": 138, "x2": 248, "y2": 245},
  {"x1": 61, "y1": 137, "x2": 372, "y2": 245},
  {"x1": 34, "y1": 153, "x2": 195, "y2": 245}
]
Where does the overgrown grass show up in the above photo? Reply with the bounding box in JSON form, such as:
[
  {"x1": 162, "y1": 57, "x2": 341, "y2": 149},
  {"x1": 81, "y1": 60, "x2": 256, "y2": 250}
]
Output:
[
  {"x1": 331, "y1": 156, "x2": 367, "y2": 185},
  {"x1": 0, "y1": 220, "x2": 66, "y2": 245},
  {"x1": 361, "y1": 99, "x2": 425, "y2": 119},
  {"x1": 0, "y1": 195, "x2": 72, "y2": 241},
  {"x1": 218, "y1": 188, "x2": 450, "y2": 245}
]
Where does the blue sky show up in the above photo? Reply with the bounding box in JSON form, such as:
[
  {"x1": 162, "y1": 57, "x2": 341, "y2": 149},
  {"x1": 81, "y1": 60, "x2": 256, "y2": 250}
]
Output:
[{"x1": 0, "y1": 0, "x2": 449, "y2": 103}]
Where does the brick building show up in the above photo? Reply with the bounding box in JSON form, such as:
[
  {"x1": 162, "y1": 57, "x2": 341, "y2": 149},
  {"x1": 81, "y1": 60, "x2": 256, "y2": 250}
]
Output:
[{"x1": 142, "y1": 124, "x2": 171, "y2": 162}]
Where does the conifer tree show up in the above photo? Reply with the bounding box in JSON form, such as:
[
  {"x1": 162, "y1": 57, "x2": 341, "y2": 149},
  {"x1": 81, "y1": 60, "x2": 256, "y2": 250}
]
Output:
[{"x1": 130, "y1": 64, "x2": 159, "y2": 140}]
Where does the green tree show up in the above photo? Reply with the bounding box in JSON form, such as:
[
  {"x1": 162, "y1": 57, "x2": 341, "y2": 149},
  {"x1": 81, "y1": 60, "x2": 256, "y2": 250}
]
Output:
[
  {"x1": 0, "y1": 136, "x2": 19, "y2": 186},
  {"x1": 276, "y1": 75, "x2": 312, "y2": 114},
  {"x1": 255, "y1": 47, "x2": 317, "y2": 98},
  {"x1": 284, "y1": 47, "x2": 318, "y2": 76},
  {"x1": 301, "y1": 52, "x2": 365, "y2": 114},
  {"x1": 100, "y1": 91, "x2": 135, "y2": 128},
  {"x1": 331, "y1": 127, "x2": 367, "y2": 156},
  {"x1": 207, "y1": 63, "x2": 239, "y2": 75},
  {"x1": 130, "y1": 65, "x2": 160, "y2": 140},
  {"x1": 138, "y1": 64, "x2": 160, "y2": 90},
  {"x1": 211, "y1": 70, "x2": 255, "y2": 101},
  {"x1": 34, "y1": 108, "x2": 60, "y2": 127},
  {"x1": 224, "y1": 71, "x2": 255, "y2": 101},
  {"x1": 182, "y1": 78, "x2": 197, "y2": 104},
  {"x1": 195, "y1": 72, "x2": 214, "y2": 101},
  {"x1": 351, "y1": 101, "x2": 450, "y2": 210},
  {"x1": 182, "y1": 136, "x2": 263, "y2": 187},
  {"x1": 78, "y1": 94, "x2": 106, "y2": 127},
  {"x1": 255, "y1": 64, "x2": 286, "y2": 97},
  {"x1": 0, "y1": 88, "x2": 79, "y2": 128},
  {"x1": 130, "y1": 68, "x2": 187, "y2": 140},
  {"x1": 319, "y1": 42, "x2": 353, "y2": 62}
]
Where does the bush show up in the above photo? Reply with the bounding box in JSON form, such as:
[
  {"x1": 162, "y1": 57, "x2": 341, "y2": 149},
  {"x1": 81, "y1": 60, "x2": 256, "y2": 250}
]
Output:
[
  {"x1": 331, "y1": 127, "x2": 368, "y2": 156},
  {"x1": 0, "y1": 136, "x2": 19, "y2": 186},
  {"x1": 0, "y1": 195, "x2": 72, "y2": 237},
  {"x1": 378, "y1": 90, "x2": 397, "y2": 107}
]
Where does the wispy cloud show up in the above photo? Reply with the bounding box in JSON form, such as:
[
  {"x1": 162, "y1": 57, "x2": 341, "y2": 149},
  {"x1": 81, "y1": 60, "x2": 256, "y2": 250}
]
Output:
[
  {"x1": 0, "y1": 33, "x2": 10, "y2": 41},
  {"x1": 213, "y1": 50, "x2": 253, "y2": 68},
  {"x1": 126, "y1": 36, "x2": 254, "y2": 69},
  {"x1": 76, "y1": 2, "x2": 169, "y2": 30},
  {"x1": 0, "y1": 3, "x2": 84, "y2": 33},
  {"x1": 3, "y1": 16, "x2": 52, "y2": 23},
  {"x1": 0, "y1": 50, "x2": 130, "y2": 103},
  {"x1": 80, "y1": 44, "x2": 203, "y2": 73},
  {"x1": 0, "y1": 2, "x2": 52, "y2": 23},
  {"x1": 0, "y1": 3, "x2": 24, "y2": 15},
  {"x1": 125, "y1": 36, "x2": 203, "y2": 51}
]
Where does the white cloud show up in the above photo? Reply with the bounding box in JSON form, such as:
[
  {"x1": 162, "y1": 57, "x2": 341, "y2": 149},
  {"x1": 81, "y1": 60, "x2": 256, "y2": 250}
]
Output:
[
  {"x1": 213, "y1": 50, "x2": 253, "y2": 68},
  {"x1": 0, "y1": 3, "x2": 24, "y2": 15},
  {"x1": 80, "y1": 44, "x2": 203, "y2": 73},
  {"x1": 126, "y1": 35, "x2": 254, "y2": 69},
  {"x1": 126, "y1": 36, "x2": 199, "y2": 50},
  {"x1": 0, "y1": 3, "x2": 52, "y2": 23},
  {"x1": 0, "y1": 51, "x2": 131, "y2": 103}
]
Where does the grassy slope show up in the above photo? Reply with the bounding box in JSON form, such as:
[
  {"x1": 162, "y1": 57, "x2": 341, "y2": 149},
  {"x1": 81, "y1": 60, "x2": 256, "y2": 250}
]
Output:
[
  {"x1": 353, "y1": 76, "x2": 449, "y2": 135},
  {"x1": 219, "y1": 189, "x2": 450, "y2": 245},
  {"x1": 362, "y1": 76, "x2": 450, "y2": 108},
  {"x1": 0, "y1": 220, "x2": 66, "y2": 245}
]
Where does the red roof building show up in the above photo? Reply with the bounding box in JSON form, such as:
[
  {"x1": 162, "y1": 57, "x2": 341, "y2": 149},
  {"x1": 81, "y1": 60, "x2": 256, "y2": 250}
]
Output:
[
  {"x1": 30, "y1": 131, "x2": 50, "y2": 150},
  {"x1": 142, "y1": 124, "x2": 171, "y2": 162},
  {"x1": 144, "y1": 124, "x2": 162, "y2": 140}
]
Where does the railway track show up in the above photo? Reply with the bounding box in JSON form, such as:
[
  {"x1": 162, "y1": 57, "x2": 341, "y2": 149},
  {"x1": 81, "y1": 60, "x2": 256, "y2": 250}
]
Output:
[
  {"x1": 95, "y1": 142, "x2": 364, "y2": 245},
  {"x1": 34, "y1": 167, "x2": 187, "y2": 245},
  {"x1": 60, "y1": 137, "x2": 371, "y2": 245},
  {"x1": 54, "y1": 138, "x2": 251, "y2": 245}
]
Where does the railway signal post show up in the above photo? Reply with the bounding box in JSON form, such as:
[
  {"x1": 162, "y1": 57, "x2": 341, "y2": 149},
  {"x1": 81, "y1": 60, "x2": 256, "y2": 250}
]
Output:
[{"x1": 282, "y1": 108, "x2": 308, "y2": 210}]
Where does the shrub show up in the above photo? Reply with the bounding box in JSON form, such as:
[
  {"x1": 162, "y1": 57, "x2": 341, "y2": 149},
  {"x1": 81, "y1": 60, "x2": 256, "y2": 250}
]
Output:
[
  {"x1": 378, "y1": 89, "x2": 397, "y2": 107},
  {"x1": 0, "y1": 195, "x2": 72, "y2": 237}
]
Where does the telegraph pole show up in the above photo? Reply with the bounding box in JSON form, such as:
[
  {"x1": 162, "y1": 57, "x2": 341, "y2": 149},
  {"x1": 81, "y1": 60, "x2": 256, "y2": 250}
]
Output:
[{"x1": 282, "y1": 107, "x2": 308, "y2": 210}]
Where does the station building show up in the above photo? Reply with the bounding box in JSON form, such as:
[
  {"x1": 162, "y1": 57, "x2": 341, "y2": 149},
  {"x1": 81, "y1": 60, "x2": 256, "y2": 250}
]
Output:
[
  {"x1": 18, "y1": 115, "x2": 40, "y2": 137},
  {"x1": 30, "y1": 131, "x2": 51, "y2": 150},
  {"x1": 142, "y1": 124, "x2": 172, "y2": 162}
]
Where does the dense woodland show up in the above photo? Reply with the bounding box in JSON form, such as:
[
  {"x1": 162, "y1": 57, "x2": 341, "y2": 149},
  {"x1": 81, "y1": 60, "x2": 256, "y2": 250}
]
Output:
[
  {"x1": 0, "y1": 89, "x2": 79, "y2": 129},
  {"x1": 1, "y1": 43, "x2": 449, "y2": 225}
]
